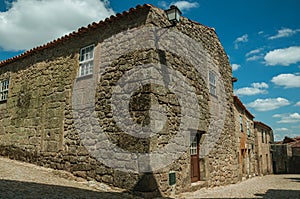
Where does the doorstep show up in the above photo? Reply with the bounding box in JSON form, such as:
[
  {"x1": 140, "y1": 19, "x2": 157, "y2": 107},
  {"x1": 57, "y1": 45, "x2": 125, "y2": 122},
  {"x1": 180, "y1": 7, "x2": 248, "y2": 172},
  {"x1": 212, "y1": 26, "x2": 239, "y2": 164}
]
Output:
[{"x1": 189, "y1": 180, "x2": 207, "y2": 192}]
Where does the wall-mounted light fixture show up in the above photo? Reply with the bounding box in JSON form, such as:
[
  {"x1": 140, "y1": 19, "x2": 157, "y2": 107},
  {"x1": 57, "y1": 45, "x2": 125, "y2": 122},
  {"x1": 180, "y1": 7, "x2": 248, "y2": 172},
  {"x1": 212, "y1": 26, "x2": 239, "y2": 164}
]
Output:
[{"x1": 165, "y1": 5, "x2": 182, "y2": 26}]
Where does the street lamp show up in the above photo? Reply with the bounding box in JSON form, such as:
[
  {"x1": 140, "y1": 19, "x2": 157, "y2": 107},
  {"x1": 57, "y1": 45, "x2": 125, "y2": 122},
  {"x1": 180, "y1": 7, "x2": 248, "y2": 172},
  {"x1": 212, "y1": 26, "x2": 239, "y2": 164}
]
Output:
[{"x1": 165, "y1": 5, "x2": 182, "y2": 26}]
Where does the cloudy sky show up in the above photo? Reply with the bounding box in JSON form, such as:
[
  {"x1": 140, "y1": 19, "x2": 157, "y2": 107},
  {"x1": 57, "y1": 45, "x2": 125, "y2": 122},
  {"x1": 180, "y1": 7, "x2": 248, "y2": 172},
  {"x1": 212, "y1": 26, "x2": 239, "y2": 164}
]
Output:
[{"x1": 0, "y1": 0, "x2": 299, "y2": 141}]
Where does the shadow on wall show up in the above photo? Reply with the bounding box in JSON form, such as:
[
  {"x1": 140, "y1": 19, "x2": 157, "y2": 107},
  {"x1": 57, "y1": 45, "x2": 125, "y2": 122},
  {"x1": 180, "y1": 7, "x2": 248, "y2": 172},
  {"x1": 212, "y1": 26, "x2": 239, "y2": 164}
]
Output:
[
  {"x1": 132, "y1": 172, "x2": 172, "y2": 198},
  {"x1": 255, "y1": 189, "x2": 300, "y2": 199}
]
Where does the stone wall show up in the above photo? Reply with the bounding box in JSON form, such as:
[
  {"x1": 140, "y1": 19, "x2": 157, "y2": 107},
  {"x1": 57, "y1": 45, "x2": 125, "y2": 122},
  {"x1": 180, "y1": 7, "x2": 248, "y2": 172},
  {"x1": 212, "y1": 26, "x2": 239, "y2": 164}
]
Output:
[
  {"x1": 0, "y1": 5, "x2": 238, "y2": 197},
  {"x1": 272, "y1": 144, "x2": 300, "y2": 174},
  {"x1": 271, "y1": 144, "x2": 291, "y2": 174}
]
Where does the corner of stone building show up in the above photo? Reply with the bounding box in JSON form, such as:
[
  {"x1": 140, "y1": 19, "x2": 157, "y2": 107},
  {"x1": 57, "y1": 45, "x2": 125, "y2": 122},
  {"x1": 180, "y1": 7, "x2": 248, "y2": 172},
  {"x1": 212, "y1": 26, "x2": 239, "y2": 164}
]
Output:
[{"x1": 0, "y1": 4, "x2": 241, "y2": 197}]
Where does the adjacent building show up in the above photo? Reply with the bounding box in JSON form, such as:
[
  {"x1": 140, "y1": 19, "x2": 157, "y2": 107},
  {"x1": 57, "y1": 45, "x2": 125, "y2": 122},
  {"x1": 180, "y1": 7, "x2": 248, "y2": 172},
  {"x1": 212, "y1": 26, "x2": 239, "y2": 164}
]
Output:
[
  {"x1": 254, "y1": 121, "x2": 274, "y2": 175},
  {"x1": 233, "y1": 96, "x2": 257, "y2": 180},
  {"x1": 272, "y1": 136, "x2": 300, "y2": 174}
]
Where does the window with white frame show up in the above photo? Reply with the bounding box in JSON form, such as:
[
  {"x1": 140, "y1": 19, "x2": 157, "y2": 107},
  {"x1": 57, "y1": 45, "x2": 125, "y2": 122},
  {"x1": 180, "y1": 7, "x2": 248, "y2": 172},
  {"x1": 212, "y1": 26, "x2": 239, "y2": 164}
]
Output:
[
  {"x1": 246, "y1": 120, "x2": 250, "y2": 136},
  {"x1": 0, "y1": 79, "x2": 9, "y2": 101},
  {"x1": 209, "y1": 71, "x2": 216, "y2": 96},
  {"x1": 79, "y1": 44, "x2": 94, "y2": 77},
  {"x1": 190, "y1": 135, "x2": 198, "y2": 155},
  {"x1": 239, "y1": 115, "x2": 243, "y2": 132}
]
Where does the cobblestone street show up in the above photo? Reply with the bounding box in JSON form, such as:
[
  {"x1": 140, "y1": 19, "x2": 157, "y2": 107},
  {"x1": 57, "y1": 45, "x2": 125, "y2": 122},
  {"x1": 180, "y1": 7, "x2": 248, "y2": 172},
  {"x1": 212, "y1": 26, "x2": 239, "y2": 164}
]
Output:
[
  {"x1": 1, "y1": 156, "x2": 300, "y2": 199},
  {"x1": 180, "y1": 174, "x2": 300, "y2": 199}
]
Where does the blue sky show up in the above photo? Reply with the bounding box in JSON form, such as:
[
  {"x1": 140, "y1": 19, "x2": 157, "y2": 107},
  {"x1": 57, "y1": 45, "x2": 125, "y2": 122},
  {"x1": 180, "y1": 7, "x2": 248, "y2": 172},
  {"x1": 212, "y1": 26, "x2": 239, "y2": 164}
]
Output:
[{"x1": 0, "y1": 0, "x2": 299, "y2": 141}]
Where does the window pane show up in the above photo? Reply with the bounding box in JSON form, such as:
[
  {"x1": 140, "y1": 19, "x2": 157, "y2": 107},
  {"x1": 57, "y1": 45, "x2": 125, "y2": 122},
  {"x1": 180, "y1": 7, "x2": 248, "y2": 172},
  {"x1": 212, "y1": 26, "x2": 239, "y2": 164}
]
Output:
[
  {"x1": 4, "y1": 80, "x2": 9, "y2": 90},
  {"x1": 85, "y1": 64, "x2": 88, "y2": 75},
  {"x1": 210, "y1": 85, "x2": 216, "y2": 95},
  {"x1": 80, "y1": 65, "x2": 84, "y2": 76},
  {"x1": 209, "y1": 71, "x2": 216, "y2": 85},
  {"x1": 89, "y1": 62, "x2": 93, "y2": 74}
]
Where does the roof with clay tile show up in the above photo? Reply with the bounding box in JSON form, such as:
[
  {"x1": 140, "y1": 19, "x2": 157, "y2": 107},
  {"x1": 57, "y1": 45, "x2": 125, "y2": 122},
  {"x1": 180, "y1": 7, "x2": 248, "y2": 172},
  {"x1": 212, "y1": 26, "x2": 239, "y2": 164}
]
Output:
[
  {"x1": 233, "y1": 95, "x2": 255, "y2": 119},
  {"x1": 254, "y1": 121, "x2": 272, "y2": 131},
  {"x1": 0, "y1": 4, "x2": 153, "y2": 68},
  {"x1": 0, "y1": 4, "x2": 215, "y2": 69}
]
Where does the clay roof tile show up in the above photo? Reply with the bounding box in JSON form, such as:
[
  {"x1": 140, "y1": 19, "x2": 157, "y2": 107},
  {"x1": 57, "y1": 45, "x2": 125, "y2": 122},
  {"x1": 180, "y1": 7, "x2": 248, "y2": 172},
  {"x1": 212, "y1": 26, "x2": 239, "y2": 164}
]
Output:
[{"x1": 0, "y1": 4, "x2": 152, "y2": 68}]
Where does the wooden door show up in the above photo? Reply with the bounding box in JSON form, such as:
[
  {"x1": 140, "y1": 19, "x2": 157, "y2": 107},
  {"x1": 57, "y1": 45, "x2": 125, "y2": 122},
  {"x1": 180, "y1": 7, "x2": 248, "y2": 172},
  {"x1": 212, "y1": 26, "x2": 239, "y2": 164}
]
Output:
[{"x1": 190, "y1": 133, "x2": 200, "y2": 182}]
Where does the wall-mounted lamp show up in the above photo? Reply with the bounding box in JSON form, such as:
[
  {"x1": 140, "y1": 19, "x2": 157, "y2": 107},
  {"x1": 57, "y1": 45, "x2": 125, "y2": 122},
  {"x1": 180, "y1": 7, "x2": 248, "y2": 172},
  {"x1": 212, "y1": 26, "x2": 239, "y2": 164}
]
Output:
[{"x1": 165, "y1": 5, "x2": 182, "y2": 26}]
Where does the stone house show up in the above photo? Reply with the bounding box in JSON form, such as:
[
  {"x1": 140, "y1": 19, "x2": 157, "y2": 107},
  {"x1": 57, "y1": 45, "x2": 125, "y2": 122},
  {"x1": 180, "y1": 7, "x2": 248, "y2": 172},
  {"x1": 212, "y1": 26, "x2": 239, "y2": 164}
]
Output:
[
  {"x1": 254, "y1": 121, "x2": 274, "y2": 175},
  {"x1": 0, "y1": 4, "x2": 239, "y2": 197},
  {"x1": 233, "y1": 96, "x2": 257, "y2": 180},
  {"x1": 272, "y1": 136, "x2": 300, "y2": 174}
]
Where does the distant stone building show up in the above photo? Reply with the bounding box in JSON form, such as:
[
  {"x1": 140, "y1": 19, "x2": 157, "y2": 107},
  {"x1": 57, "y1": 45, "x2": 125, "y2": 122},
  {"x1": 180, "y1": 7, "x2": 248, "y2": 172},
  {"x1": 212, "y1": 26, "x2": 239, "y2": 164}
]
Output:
[
  {"x1": 254, "y1": 121, "x2": 274, "y2": 175},
  {"x1": 233, "y1": 96, "x2": 257, "y2": 180},
  {"x1": 0, "y1": 4, "x2": 239, "y2": 197},
  {"x1": 272, "y1": 136, "x2": 300, "y2": 174}
]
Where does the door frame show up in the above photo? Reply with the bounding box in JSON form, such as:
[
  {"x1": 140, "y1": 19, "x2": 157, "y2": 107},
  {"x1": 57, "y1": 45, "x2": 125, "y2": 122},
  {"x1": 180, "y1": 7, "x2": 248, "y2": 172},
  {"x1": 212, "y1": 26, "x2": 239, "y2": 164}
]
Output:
[{"x1": 190, "y1": 131, "x2": 200, "y2": 183}]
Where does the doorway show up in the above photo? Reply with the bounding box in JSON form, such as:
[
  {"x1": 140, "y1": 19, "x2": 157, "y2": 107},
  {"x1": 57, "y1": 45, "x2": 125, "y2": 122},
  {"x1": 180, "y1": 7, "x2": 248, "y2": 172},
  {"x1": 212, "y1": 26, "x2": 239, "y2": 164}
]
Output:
[{"x1": 190, "y1": 132, "x2": 200, "y2": 182}]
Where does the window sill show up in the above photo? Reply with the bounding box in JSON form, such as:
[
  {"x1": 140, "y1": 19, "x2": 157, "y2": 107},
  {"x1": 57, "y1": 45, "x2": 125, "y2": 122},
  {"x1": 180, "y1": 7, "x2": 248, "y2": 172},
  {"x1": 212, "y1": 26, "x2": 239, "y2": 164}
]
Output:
[
  {"x1": 76, "y1": 73, "x2": 93, "y2": 81},
  {"x1": 0, "y1": 99, "x2": 8, "y2": 103},
  {"x1": 209, "y1": 93, "x2": 218, "y2": 99}
]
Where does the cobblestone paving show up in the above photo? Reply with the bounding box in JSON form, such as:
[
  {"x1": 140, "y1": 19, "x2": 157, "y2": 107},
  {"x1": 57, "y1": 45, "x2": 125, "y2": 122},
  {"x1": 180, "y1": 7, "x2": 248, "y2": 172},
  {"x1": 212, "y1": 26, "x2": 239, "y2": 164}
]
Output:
[
  {"x1": 1, "y1": 157, "x2": 300, "y2": 199},
  {"x1": 179, "y1": 174, "x2": 300, "y2": 199}
]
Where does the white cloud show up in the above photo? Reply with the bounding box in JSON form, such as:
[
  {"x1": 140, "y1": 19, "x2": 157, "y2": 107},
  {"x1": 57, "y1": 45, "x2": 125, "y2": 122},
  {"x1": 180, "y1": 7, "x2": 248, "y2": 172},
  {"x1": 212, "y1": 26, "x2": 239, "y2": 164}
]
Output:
[
  {"x1": 245, "y1": 48, "x2": 263, "y2": 61},
  {"x1": 258, "y1": 31, "x2": 264, "y2": 35},
  {"x1": 273, "y1": 113, "x2": 300, "y2": 123},
  {"x1": 264, "y1": 46, "x2": 300, "y2": 66},
  {"x1": 247, "y1": 97, "x2": 290, "y2": 111},
  {"x1": 234, "y1": 34, "x2": 248, "y2": 49},
  {"x1": 0, "y1": 0, "x2": 114, "y2": 51},
  {"x1": 271, "y1": 73, "x2": 300, "y2": 88},
  {"x1": 252, "y1": 82, "x2": 269, "y2": 89},
  {"x1": 292, "y1": 125, "x2": 300, "y2": 129},
  {"x1": 234, "y1": 82, "x2": 268, "y2": 96},
  {"x1": 268, "y1": 28, "x2": 300, "y2": 40},
  {"x1": 235, "y1": 34, "x2": 248, "y2": 43},
  {"x1": 231, "y1": 63, "x2": 241, "y2": 71},
  {"x1": 275, "y1": 128, "x2": 290, "y2": 132},
  {"x1": 235, "y1": 88, "x2": 267, "y2": 96},
  {"x1": 170, "y1": 1, "x2": 199, "y2": 11},
  {"x1": 246, "y1": 48, "x2": 262, "y2": 57},
  {"x1": 158, "y1": 1, "x2": 168, "y2": 8},
  {"x1": 295, "y1": 101, "x2": 300, "y2": 106},
  {"x1": 246, "y1": 55, "x2": 263, "y2": 61}
]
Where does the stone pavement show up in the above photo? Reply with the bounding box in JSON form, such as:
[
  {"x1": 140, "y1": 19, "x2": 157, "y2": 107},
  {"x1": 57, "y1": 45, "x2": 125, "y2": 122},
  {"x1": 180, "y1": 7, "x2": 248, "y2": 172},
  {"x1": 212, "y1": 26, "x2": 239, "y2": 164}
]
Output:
[
  {"x1": 179, "y1": 174, "x2": 300, "y2": 199},
  {"x1": 1, "y1": 156, "x2": 300, "y2": 198}
]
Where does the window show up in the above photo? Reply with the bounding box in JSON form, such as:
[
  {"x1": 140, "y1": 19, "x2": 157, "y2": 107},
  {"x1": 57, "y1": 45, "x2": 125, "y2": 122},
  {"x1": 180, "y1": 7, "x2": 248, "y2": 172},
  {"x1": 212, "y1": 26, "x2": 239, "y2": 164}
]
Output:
[
  {"x1": 79, "y1": 44, "x2": 94, "y2": 77},
  {"x1": 190, "y1": 136, "x2": 198, "y2": 155},
  {"x1": 246, "y1": 120, "x2": 250, "y2": 136},
  {"x1": 209, "y1": 71, "x2": 216, "y2": 96},
  {"x1": 0, "y1": 79, "x2": 9, "y2": 101},
  {"x1": 239, "y1": 115, "x2": 243, "y2": 132},
  {"x1": 262, "y1": 130, "x2": 265, "y2": 143},
  {"x1": 169, "y1": 171, "x2": 176, "y2": 186}
]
